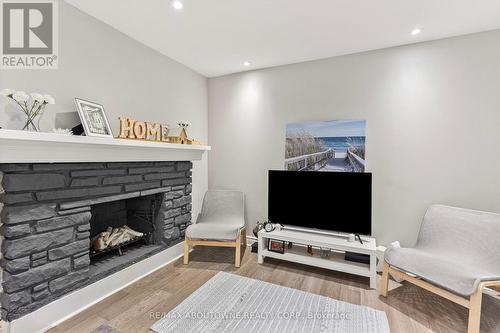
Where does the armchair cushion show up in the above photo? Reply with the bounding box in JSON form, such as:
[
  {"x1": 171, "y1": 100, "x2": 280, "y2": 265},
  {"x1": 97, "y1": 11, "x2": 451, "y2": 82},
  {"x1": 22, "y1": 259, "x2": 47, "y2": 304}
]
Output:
[
  {"x1": 186, "y1": 190, "x2": 245, "y2": 241},
  {"x1": 385, "y1": 247, "x2": 499, "y2": 297},
  {"x1": 186, "y1": 222, "x2": 242, "y2": 241},
  {"x1": 385, "y1": 204, "x2": 500, "y2": 297}
]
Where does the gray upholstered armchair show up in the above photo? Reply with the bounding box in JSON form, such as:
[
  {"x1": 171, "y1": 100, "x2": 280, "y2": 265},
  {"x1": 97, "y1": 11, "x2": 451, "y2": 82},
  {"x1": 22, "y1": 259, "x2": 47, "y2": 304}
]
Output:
[
  {"x1": 183, "y1": 190, "x2": 246, "y2": 267},
  {"x1": 380, "y1": 204, "x2": 500, "y2": 333}
]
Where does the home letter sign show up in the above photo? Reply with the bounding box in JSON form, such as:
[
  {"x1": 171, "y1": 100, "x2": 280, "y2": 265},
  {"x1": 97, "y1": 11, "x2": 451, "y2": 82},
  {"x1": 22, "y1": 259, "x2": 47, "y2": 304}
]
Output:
[{"x1": 118, "y1": 117, "x2": 168, "y2": 142}]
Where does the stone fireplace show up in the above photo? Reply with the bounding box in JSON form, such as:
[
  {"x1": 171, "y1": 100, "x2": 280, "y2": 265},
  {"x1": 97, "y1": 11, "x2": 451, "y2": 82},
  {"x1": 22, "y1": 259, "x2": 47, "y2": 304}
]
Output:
[{"x1": 0, "y1": 161, "x2": 193, "y2": 321}]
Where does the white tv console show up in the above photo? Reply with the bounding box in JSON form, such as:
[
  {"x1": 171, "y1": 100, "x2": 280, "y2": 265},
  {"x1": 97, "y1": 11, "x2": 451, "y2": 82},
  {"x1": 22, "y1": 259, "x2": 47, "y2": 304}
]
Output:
[{"x1": 258, "y1": 229, "x2": 377, "y2": 289}]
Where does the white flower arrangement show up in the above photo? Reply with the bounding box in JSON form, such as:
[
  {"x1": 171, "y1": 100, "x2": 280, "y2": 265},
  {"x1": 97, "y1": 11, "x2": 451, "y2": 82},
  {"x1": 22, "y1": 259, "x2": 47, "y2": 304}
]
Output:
[
  {"x1": 12, "y1": 91, "x2": 30, "y2": 102},
  {"x1": 44, "y1": 94, "x2": 55, "y2": 104},
  {"x1": 0, "y1": 89, "x2": 55, "y2": 131},
  {"x1": 1, "y1": 89, "x2": 15, "y2": 97},
  {"x1": 30, "y1": 92, "x2": 45, "y2": 103}
]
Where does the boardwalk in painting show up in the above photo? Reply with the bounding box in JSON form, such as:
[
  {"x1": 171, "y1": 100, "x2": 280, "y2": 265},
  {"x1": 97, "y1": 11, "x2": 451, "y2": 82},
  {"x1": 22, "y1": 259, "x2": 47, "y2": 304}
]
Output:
[
  {"x1": 284, "y1": 149, "x2": 364, "y2": 172},
  {"x1": 321, "y1": 151, "x2": 348, "y2": 171}
]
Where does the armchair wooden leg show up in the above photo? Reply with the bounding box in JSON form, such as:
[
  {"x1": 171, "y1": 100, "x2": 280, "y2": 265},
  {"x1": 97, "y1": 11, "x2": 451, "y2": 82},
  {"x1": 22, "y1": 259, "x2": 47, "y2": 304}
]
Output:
[
  {"x1": 380, "y1": 261, "x2": 390, "y2": 297},
  {"x1": 467, "y1": 284, "x2": 484, "y2": 333},
  {"x1": 241, "y1": 227, "x2": 247, "y2": 246},
  {"x1": 183, "y1": 238, "x2": 190, "y2": 265},
  {"x1": 235, "y1": 230, "x2": 242, "y2": 268}
]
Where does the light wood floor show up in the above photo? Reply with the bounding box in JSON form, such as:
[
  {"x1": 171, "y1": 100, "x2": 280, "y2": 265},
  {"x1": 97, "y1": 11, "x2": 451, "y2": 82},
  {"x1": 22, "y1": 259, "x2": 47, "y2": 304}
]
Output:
[{"x1": 49, "y1": 246, "x2": 500, "y2": 333}]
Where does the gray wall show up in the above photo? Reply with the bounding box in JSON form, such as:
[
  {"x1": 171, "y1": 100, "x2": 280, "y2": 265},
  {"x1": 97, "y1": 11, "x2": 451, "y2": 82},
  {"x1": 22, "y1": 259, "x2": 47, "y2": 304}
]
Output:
[
  {"x1": 208, "y1": 29, "x2": 500, "y2": 246},
  {"x1": 0, "y1": 1, "x2": 208, "y2": 219}
]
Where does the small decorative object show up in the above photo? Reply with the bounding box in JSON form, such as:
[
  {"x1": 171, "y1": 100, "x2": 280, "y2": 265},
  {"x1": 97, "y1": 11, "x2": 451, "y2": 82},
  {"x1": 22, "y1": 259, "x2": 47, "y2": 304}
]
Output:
[
  {"x1": 258, "y1": 220, "x2": 283, "y2": 233},
  {"x1": 1, "y1": 89, "x2": 55, "y2": 131},
  {"x1": 187, "y1": 139, "x2": 204, "y2": 145},
  {"x1": 287, "y1": 242, "x2": 293, "y2": 249},
  {"x1": 74, "y1": 98, "x2": 113, "y2": 137},
  {"x1": 252, "y1": 221, "x2": 265, "y2": 237},
  {"x1": 320, "y1": 247, "x2": 331, "y2": 258},
  {"x1": 307, "y1": 245, "x2": 314, "y2": 256},
  {"x1": 263, "y1": 221, "x2": 275, "y2": 233},
  {"x1": 167, "y1": 121, "x2": 203, "y2": 145},
  {"x1": 118, "y1": 117, "x2": 168, "y2": 142},
  {"x1": 52, "y1": 128, "x2": 73, "y2": 135},
  {"x1": 348, "y1": 233, "x2": 355, "y2": 242},
  {"x1": 268, "y1": 239, "x2": 285, "y2": 254},
  {"x1": 167, "y1": 126, "x2": 189, "y2": 144}
]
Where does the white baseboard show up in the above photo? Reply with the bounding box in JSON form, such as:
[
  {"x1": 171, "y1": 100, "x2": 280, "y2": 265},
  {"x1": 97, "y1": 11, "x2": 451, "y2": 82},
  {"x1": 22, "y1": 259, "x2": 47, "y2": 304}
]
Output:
[
  {"x1": 246, "y1": 235, "x2": 257, "y2": 246},
  {"x1": 484, "y1": 286, "x2": 500, "y2": 300},
  {"x1": 3, "y1": 242, "x2": 185, "y2": 333}
]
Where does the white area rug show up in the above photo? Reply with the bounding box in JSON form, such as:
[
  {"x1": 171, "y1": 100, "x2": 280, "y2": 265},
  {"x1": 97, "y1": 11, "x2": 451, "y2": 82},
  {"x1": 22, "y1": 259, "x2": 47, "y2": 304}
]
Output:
[{"x1": 151, "y1": 272, "x2": 390, "y2": 333}]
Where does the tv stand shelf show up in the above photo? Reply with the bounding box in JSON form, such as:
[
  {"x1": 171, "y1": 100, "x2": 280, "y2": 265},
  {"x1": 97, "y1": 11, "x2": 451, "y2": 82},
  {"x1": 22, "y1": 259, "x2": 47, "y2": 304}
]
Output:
[{"x1": 258, "y1": 229, "x2": 377, "y2": 289}]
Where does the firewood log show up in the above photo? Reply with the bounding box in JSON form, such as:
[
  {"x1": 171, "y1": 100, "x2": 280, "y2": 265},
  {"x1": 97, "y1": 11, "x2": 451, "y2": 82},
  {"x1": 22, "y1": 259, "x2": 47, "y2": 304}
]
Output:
[
  {"x1": 123, "y1": 225, "x2": 144, "y2": 237},
  {"x1": 94, "y1": 232, "x2": 108, "y2": 251},
  {"x1": 105, "y1": 228, "x2": 122, "y2": 246},
  {"x1": 109, "y1": 229, "x2": 129, "y2": 247},
  {"x1": 102, "y1": 229, "x2": 112, "y2": 243}
]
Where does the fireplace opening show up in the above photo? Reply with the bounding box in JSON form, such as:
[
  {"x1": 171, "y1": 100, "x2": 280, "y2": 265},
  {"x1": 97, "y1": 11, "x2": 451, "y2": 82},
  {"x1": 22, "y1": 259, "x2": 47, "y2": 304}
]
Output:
[{"x1": 87, "y1": 194, "x2": 166, "y2": 282}]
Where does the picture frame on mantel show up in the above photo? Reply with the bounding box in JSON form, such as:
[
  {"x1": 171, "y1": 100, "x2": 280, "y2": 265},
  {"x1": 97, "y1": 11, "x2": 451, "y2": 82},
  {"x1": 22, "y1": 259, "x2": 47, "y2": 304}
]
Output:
[{"x1": 74, "y1": 98, "x2": 113, "y2": 137}]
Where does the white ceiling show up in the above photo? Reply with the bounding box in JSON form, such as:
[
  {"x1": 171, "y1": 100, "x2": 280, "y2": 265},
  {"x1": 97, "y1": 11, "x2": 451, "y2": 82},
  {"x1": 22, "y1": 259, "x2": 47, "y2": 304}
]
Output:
[{"x1": 66, "y1": 0, "x2": 500, "y2": 77}]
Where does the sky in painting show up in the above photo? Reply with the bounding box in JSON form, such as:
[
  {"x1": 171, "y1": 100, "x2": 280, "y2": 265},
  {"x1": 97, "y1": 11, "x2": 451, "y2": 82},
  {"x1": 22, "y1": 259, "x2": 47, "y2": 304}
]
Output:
[{"x1": 286, "y1": 120, "x2": 366, "y2": 138}]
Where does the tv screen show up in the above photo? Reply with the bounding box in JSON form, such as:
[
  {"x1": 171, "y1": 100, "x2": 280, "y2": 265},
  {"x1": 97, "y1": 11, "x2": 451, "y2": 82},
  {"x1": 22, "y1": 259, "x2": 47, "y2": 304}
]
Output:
[{"x1": 268, "y1": 170, "x2": 372, "y2": 235}]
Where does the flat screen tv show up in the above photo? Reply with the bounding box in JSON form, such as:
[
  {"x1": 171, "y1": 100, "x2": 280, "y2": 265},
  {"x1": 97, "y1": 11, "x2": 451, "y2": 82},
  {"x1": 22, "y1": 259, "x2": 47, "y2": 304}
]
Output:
[{"x1": 268, "y1": 170, "x2": 372, "y2": 235}]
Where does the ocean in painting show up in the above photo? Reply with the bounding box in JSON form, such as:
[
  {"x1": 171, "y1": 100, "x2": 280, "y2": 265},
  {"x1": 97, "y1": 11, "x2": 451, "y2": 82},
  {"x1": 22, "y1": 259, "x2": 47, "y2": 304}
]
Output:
[{"x1": 317, "y1": 136, "x2": 366, "y2": 153}]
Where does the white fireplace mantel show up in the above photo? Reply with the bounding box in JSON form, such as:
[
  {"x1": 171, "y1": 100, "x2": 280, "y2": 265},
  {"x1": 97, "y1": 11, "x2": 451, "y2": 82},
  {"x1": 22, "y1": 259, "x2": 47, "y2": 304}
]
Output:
[{"x1": 0, "y1": 129, "x2": 210, "y2": 163}]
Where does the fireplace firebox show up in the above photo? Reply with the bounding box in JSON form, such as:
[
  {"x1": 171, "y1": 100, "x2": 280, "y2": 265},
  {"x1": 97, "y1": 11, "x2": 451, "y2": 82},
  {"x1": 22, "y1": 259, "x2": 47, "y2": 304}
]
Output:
[
  {"x1": 87, "y1": 193, "x2": 169, "y2": 282},
  {"x1": 89, "y1": 194, "x2": 160, "y2": 257}
]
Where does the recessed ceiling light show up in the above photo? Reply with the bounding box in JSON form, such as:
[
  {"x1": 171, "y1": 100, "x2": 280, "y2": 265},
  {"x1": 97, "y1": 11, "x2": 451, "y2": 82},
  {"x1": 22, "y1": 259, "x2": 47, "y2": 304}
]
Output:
[
  {"x1": 243, "y1": 61, "x2": 251, "y2": 67},
  {"x1": 172, "y1": 0, "x2": 183, "y2": 10},
  {"x1": 411, "y1": 28, "x2": 422, "y2": 36}
]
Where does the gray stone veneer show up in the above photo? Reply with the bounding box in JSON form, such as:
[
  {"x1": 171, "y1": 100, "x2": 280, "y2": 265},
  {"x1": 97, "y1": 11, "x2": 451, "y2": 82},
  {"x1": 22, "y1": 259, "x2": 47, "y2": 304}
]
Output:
[{"x1": 0, "y1": 161, "x2": 192, "y2": 321}]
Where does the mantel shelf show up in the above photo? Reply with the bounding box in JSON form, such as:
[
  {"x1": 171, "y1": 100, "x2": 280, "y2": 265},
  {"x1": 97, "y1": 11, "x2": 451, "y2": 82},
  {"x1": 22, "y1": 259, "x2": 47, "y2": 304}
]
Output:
[{"x1": 0, "y1": 129, "x2": 210, "y2": 163}]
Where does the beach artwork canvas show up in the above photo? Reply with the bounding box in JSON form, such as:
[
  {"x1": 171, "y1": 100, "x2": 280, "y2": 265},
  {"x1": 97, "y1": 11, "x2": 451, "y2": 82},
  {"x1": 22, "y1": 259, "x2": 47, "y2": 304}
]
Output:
[{"x1": 285, "y1": 120, "x2": 366, "y2": 172}]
